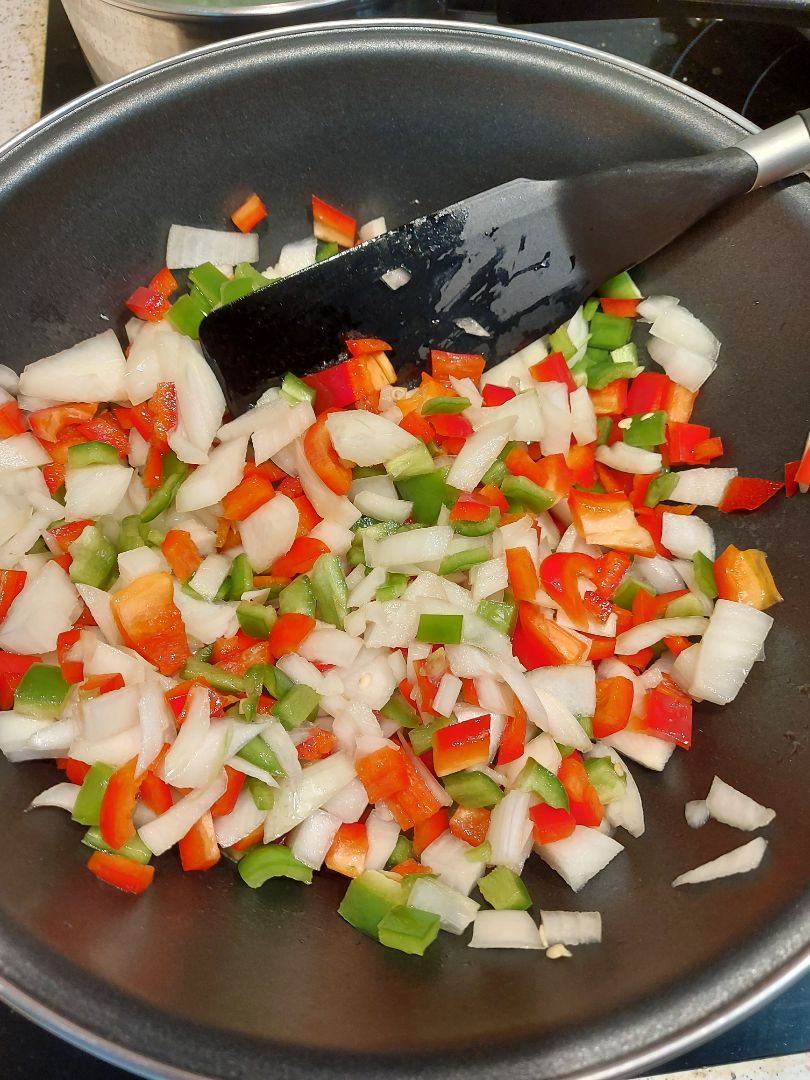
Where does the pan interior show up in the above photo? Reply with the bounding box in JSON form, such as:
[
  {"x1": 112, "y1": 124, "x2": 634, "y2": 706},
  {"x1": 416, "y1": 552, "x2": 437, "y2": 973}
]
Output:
[{"x1": 0, "y1": 21, "x2": 808, "y2": 1080}]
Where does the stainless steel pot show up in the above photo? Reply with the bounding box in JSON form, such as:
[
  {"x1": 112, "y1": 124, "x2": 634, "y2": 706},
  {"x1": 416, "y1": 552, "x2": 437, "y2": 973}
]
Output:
[{"x1": 60, "y1": 0, "x2": 419, "y2": 81}]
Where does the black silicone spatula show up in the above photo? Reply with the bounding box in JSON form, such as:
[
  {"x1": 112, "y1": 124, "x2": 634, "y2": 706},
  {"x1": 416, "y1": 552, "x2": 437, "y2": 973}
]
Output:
[{"x1": 201, "y1": 111, "x2": 810, "y2": 415}]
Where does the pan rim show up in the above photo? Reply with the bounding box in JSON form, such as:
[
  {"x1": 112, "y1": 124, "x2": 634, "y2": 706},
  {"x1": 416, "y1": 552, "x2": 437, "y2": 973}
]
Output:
[{"x1": 2, "y1": 18, "x2": 807, "y2": 1080}]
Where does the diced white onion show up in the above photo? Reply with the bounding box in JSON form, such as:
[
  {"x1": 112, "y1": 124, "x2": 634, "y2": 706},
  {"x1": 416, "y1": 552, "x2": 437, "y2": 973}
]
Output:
[
  {"x1": 81, "y1": 685, "x2": 140, "y2": 741},
  {"x1": 64, "y1": 464, "x2": 134, "y2": 522},
  {"x1": 353, "y1": 491, "x2": 413, "y2": 524},
  {"x1": 363, "y1": 810, "x2": 401, "y2": 872},
  {"x1": 239, "y1": 492, "x2": 298, "y2": 573},
  {"x1": 469, "y1": 910, "x2": 541, "y2": 950},
  {"x1": 166, "y1": 224, "x2": 258, "y2": 269},
  {"x1": 540, "y1": 910, "x2": 602, "y2": 946},
  {"x1": 650, "y1": 306, "x2": 719, "y2": 361},
  {"x1": 569, "y1": 385, "x2": 597, "y2": 445},
  {"x1": 420, "y1": 831, "x2": 484, "y2": 896},
  {"x1": 615, "y1": 616, "x2": 708, "y2": 656},
  {"x1": 188, "y1": 553, "x2": 231, "y2": 601},
  {"x1": 0, "y1": 434, "x2": 51, "y2": 471},
  {"x1": 691, "y1": 599, "x2": 773, "y2": 705},
  {"x1": 358, "y1": 217, "x2": 386, "y2": 242},
  {"x1": 214, "y1": 788, "x2": 267, "y2": 848},
  {"x1": 637, "y1": 295, "x2": 679, "y2": 322},
  {"x1": 294, "y1": 439, "x2": 360, "y2": 529},
  {"x1": 381, "y1": 268, "x2": 411, "y2": 290},
  {"x1": 0, "y1": 561, "x2": 81, "y2": 655},
  {"x1": 445, "y1": 415, "x2": 516, "y2": 493},
  {"x1": 606, "y1": 729, "x2": 675, "y2": 772},
  {"x1": 596, "y1": 443, "x2": 662, "y2": 475},
  {"x1": 466, "y1": 391, "x2": 543, "y2": 443},
  {"x1": 139, "y1": 772, "x2": 228, "y2": 855},
  {"x1": 19, "y1": 330, "x2": 127, "y2": 404},
  {"x1": 705, "y1": 775, "x2": 775, "y2": 831},
  {"x1": 327, "y1": 410, "x2": 417, "y2": 466},
  {"x1": 406, "y1": 877, "x2": 479, "y2": 935},
  {"x1": 264, "y1": 753, "x2": 356, "y2": 841},
  {"x1": 173, "y1": 586, "x2": 238, "y2": 644},
  {"x1": 538, "y1": 826, "x2": 624, "y2": 892},
  {"x1": 672, "y1": 837, "x2": 767, "y2": 887},
  {"x1": 174, "y1": 437, "x2": 247, "y2": 514},
  {"x1": 29, "y1": 782, "x2": 80, "y2": 813},
  {"x1": 589, "y1": 743, "x2": 645, "y2": 838},
  {"x1": 647, "y1": 338, "x2": 715, "y2": 392},
  {"x1": 669, "y1": 467, "x2": 736, "y2": 507},
  {"x1": 537, "y1": 382, "x2": 572, "y2": 457},
  {"x1": 685, "y1": 799, "x2": 710, "y2": 828},
  {"x1": 288, "y1": 809, "x2": 342, "y2": 871},
  {"x1": 488, "y1": 789, "x2": 533, "y2": 871}
]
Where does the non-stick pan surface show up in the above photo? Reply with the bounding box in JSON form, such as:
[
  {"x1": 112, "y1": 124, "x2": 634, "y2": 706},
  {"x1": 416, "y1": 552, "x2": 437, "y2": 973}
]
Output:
[{"x1": 0, "y1": 21, "x2": 808, "y2": 1080}]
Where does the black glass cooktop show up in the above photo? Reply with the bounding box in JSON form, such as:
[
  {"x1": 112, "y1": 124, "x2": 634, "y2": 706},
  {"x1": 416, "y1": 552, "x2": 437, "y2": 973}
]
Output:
[{"x1": 3, "y1": 3, "x2": 809, "y2": 1078}]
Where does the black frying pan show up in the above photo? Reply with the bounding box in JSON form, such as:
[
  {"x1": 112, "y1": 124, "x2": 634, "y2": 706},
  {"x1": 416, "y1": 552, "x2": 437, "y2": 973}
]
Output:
[{"x1": 0, "y1": 21, "x2": 808, "y2": 1080}]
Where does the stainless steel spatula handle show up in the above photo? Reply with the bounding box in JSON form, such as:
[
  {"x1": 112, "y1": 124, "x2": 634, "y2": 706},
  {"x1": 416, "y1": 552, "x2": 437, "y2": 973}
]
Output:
[{"x1": 737, "y1": 108, "x2": 810, "y2": 189}]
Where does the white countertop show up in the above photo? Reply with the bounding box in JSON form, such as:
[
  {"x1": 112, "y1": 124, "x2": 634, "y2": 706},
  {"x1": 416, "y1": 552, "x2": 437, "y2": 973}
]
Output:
[{"x1": 0, "y1": 9, "x2": 808, "y2": 1080}]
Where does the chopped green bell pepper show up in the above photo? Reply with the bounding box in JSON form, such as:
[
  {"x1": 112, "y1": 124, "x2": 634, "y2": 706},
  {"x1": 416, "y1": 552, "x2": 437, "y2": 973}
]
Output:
[
  {"x1": 548, "y1": 324, "x2": 576, "y2": 361},
  {"x1": 228, "y1": 553, "x2": 254, "y2": 600},
  {"x1": 376, "y1": 572, "x2": 409, "y2": 601},
  {"x1": 236, "y1": 601, "x2": 277, "y2": 639},
  {"x1": 476, "y1": 595, "x2": 517, "y2": 636},
  {"x1": 67, "y1": 440, "x2": 119, "y2": 468},
  {"x1": 513, "y1": 759, "x2": 569, "y2": 809},
  {"x1": 234, "y1": 262, "x2": 275, "y2": 288},
  {"x1": 442, "y1": 769, "x2": 503, "y2": 808},
  {"x1": 500, "y1": 474, "x2": 557, "y2": 513},
  {"x1": 465, "y1": 839, "x2": 492, "y2": 863},
  {"x1": 238, "y1": 735, "x2": 285, "y2": 778},
  {"x1": 478, "y1": 866, "x2": 532, "y2": 911},
  {"x1": 584, "y1": 756, "x2": 627, "y2": 804},
  {"x1": 588, "y1": 312, "x2": 633, "y2": 351},
  {"x1": 416, "y1": 613, "x2": 463, "y2": 645},
  {"x1": 451, "y1": 505, "x2": 499, "y2": 536},
  {"x1": 281, "y1": 372, "x2": 316, "y2": 407},
  {"x1": 246, "y1": 663, "x2": 293, "y2": 700},
  {"x1": 385, "y1": 834, "x2": 413, "y2": 869},
  {"x1": 72, "y1": 762, "x2": 116, "y2": 826},
  {"x1": 644, "y1": 470, "x2": 679, "y2": 508},
  {"x1": 14, "y1": 663, "x2": 70, "y2": 720},
  {"x1": 693, "y1": 549, "x2": 718, "y2": 599},
  {"x1": 481, "y1": 442, "x2": 517, "y2": 486},
  {"x1": 311, "y1": 553, "x2": 348, "y2": 629},
  {"x1": 82, "y1": 826, "x2": 152, "y2": 864},
  {"x1": 219, "y1": 276, "x2": 254, "y2": 306},
  {"x1": 140, "y1": 452, "x2": 188, "y2": 523},
  {"x1": 586, "y1": 359, "x2": 640, "y2": 391},
  {"x1": 68, "y1": 524, "x2": 117, "y2": 590},
  {"x1": 421, "y1": 396, "x2": 470, "y2": 416},
  {"x1": 582, "y1": 297, "x2": 600, "y2": 321},
  {"x1": 622, "y1": 409, "x2": 667, "y2": 449},
  {"x1": 612, "y1": 577, "x2": 655, "y2": 610},
  {"x1": 188, "y1": 262, "x2": 228, "y2": 306},
  {"x1": 238, "y1": 844, "x2": 313, "y2": 887},
  {"x1": 596, "y1": 416, "x2": 613, "y2": 446},
  {"x1": 166, "y1": 293, "x2": 207, "y2": 339},
  {"x1": 246, "y1": 776, "x2": 276, "y2": 811},
  {"x1": 378, "y1": 905, "x2": 440, "y2": 956},
  {"x1": 385, "y1": 443, "x2": 435, "y2": 480},
  {"x1": 380, "y1": 689, "x2": 420, "y2": 730},
  {"x1": 180, "y1": 658, "x2": 247, "y2": 695},
  {"x1": 117, "y1": 514, "x2": 148, "y2": 553},
  {"x1": 599, "y1": 270, "x2": 641, "y2": 299},
  {"x1": 272, "y1": 684, "x2": 321, "y2": 731},
  {"x1": 438, "y1": 546, "x2": 489, "y2": 576},
  {"x1": 315, "y1": 240, "x2": 339, "y2": 262},
  {"x1": 338, "y1": 869, "x2": 405, "y2": 939},
  {"x1": 279, "y1": 574, "x2": 317, "y2": 617},
  {"x1": 395, "y1": 469, "x2": 453, "y2": 526},
  {"x1": 409, "y1": 716, "x2": 451, "y2": 756}
]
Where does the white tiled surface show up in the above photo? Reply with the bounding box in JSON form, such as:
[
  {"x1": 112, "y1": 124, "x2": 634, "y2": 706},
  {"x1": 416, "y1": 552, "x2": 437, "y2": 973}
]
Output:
[{"x1": 1, "y1": 10, "x2": 809, "y2": 1080}]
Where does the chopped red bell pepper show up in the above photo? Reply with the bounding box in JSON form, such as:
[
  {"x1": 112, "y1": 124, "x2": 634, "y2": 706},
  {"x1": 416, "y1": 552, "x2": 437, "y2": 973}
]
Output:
[
  {"x1": 312, "y1": 195, "x2": 356, "y2": 248},
  {"x1": 512, "y1": 604, "x2": 590, "y2": 669},
  {"x1": 427, "y1": 412, "x2": 473, "y2": 439},
  {"x1": 87, "y1": 851, "x2": 154, "y2": 895},
  {"x1": 430, "y1": 349, "x2": 486, "y2": 386},
  {"x1": 139, "y1": 770, "x2": 174, "y2": 815},
  {"x1": 325, "y1": 822, "x2": 368, "y2": 878},
  {"x1": 785, "y1": 460, "x2": 800, "y2": 497},
  {"x1": 496, "y1": 702, "x2": 527, "y2": 767},
  {"x1": 63, "y1": 758, "x2": 91, "y2": 785},
  {"x1": 0, "y1": 400, "x2": 27, "y2": 437},
  {"x1": 126, "y1": 286, "x2": 169, "y2": 322},
  {"x1": 296, "y1": 727, "x2": 336, "y2": 762},
  {"x1": 666, "y1": 421, "x2": 711, "y2": 464},
  {"x1": 148, "y1": 382, "x2": 178, "y2": 449},
  {"x1": 539, "y1": 552, "x2": 598, "y2": 630},
  {"x1": 268, "y1": 613, "x2": 316, "y2": 657},
  {"x1": 303, "y1": 361, "x2": 356, "y2": 414},
  {"x1": 625, "y1": 372, "x2": 669, "y2": 416},
  {"x1": 530, "y1": 803, "x2": 576, "y2": 845},
  {"x1": 692, "y1": 436, "x2": 725, "y2": 464},
  {"x1": 433, "y1": 715, "x2": 491, "y2": 777},
  {"x1": 28, "y1": 402, "x2": 97, "y2": 443},
  {"x1": 641, "y1": 674, "x2": 692, "y2": 748},
  {"x1": 412, "y1": 808, "x2": 450, "y2": 856},
  {"x1": 593, "y1": 551, "x2": 631, "y2": 599},
  {"x1": 345, "y1": 337, "x2": 392, "y2": 357},
  {"x1": 42, "y1": 463, "x2": 65, "y2": 494},
  {"x1": 565, "y1": 443, "x2": 597, "y2": 487},
  {"x1": 143, "y1": 444, "x2": 164, "y2": 490},
  {"x1": 210, "y1": 767, "x2": 245, "y2": 817},
  {"x1": 231, "y1": 193, "x2": 268, "y2": 233},
  {"x1": 356, "y1": 745, "x2": 409, "y2": 803},
  {"x1": 79, "y1": 673, "x2": 125, "y2": 698},
  {"x1": 99, "y1": 757, "x2": 143, "y2": 851},
  {"x1": 221, "y1": 471, "x2": 275, "y2": 521},
  {"x1": 449, "y1": 496, "x2": 491, "y2": 523},
  {"x1": 558, "y1": 755, "x2": 603, "y2": 826},
  {"x1": 718, "y1": 476, "x2": 784, "y2": 513},
  {"x1": 592, "y1": 676, "x2": 634, "y2": 739},
  {"x1": 505, "y1": 546, "x2": 539, "y2": 602},
  {"x1": 149, "y1": 267, "x2": 178, "y2": 300},
  {"x1": 589, "y1": 379, "x2": 628, "y2": 416},
  {"x1": 179, "y1": 811, "x2": 221, "y2": 872},
  {"x1": 303, "y1": 410, "x2": 352, "y2": 495},
  {"x1": 449, "y1": 805, "x2": 491, "y2": 847},
  {"x1": 78, "y1": 412, "x2": 129, "y2": 456},
  {"x1": 385, "y1": 750, "x2": 445, "y2": 830},
  {"x1": 161, "y1": 529, "x2": 202, "y2": 583},
  {"x1": 0, "y1": 569, "x2": 26, "y2": 623},
  {"x1": 795, "y1": 433, "x2": 810, "y2": 489},
  {"x1": 600, "y1": 296, "x2": 639, "y2": 317},
  {"x1": 481, "y1": 383, "x2": 516, "y2": 407},
  {"x1": 0, "y1": 651, "x2": 40, "y2": 709},
  {"x1": 270, "y1": 536, "x2": 329, "y2": 578},
  {"x1": 477, "y1": 482, "x2": 510, "y2": 513},
  {"x1": 110, "y1": 572, "x2": 190, "y2": 676},
  {"x1": 529, "y1": 351, "x2": 576, "y2": 392}
]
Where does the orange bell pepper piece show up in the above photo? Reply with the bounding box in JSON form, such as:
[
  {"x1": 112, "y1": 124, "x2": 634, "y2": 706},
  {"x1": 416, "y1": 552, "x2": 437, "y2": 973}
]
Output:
[
  {"x1": 110, "y1": 572, "x2": 190, "y2": 676},
  {"x1": 87, "y1": 851, "x2": 155, "y2": 895}
]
